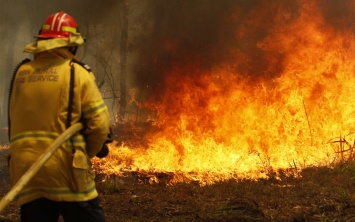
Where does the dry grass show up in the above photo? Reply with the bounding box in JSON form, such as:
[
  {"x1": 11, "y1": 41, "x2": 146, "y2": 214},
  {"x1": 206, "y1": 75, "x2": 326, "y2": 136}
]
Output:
[{"x1": 93, "y1": 162, "x2": 355, "y2": 222}]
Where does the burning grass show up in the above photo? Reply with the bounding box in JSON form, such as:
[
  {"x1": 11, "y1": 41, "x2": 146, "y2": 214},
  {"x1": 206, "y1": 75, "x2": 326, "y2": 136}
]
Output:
[
  {"x1": 88, "y1": 120, "x2": 355, "y2": 221},
  {"x1": 88, "y1": 123, "x2": 355, "y2": 221},
  {"x1": 0, "y1": 133, "x2": 355, "y2": 221},
  {"x1": 91, "y1": 121, "x2": 355, "y2": 186}
]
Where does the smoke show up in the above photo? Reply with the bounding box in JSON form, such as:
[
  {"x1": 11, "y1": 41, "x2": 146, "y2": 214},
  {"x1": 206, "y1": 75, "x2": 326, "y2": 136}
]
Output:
[
  {"x1": 131, "y1": 0, "x2": 355, "y2": 102},
  {"x1": 2, "y1": 0, "x2": 355, "y2": 127},
  {"x1": 317, "y1": 0, "x2": 355, "y2": 32},
  {"x1": 131, "y1": 0, "x2": 301, "y2": 97}
]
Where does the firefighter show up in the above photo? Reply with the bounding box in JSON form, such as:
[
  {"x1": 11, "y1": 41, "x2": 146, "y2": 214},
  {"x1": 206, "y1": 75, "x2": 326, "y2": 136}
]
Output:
[{"x1": 8, "y1": 12, "x2": 110, "y2": 222}]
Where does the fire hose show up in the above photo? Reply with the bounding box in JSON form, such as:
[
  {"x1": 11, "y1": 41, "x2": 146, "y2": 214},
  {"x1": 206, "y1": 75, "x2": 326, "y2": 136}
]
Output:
[{"x1": 0, "y1": 122, "x2": 84, "y2": 213}]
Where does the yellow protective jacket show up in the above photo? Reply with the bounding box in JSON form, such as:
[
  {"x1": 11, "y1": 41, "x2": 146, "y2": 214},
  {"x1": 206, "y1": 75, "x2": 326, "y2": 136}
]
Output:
[{"x1": 9, "y1": 48, "x2": 110, "y2": 205}]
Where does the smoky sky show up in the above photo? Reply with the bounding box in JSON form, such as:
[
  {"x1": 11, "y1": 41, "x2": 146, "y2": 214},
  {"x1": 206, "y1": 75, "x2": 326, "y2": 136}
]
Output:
[
  {"x1": 317, "y1": 0, "x2": 355, "y2": 32},
  {"x1": 131, "y1": 0, "x2": 355, "y2": 98},
  {"x1": 132, "y1": 0, "x2": 301, "y2": 94}
]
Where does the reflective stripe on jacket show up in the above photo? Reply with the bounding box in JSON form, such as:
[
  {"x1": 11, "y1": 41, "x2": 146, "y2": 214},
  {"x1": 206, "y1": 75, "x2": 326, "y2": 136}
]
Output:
[{"x1": 9, "y1": 48, "x2": 110, "y2": 205}]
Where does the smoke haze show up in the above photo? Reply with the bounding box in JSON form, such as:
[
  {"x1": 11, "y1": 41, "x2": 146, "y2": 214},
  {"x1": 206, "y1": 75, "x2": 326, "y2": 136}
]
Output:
[
  {"x1": 131, "y1": 0, "x2": 355, "y2": 96},
  {"x1": 1, "y1": 0, "x2": 355, "y2": 127}
]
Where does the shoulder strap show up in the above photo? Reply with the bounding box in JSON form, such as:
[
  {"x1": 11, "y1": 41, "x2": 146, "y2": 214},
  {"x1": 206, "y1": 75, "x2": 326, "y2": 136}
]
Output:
[
  {"x1": 66, "y1": 62, "x2": 75, "y2": 129},
  {"x1": 71, "y1": 60, "x2": 92, "y2": 72},
  {"x1": 67, "y1": 61, "x2": 76, "y2": 154},
  {"x1": 8, "y1": 58, "x2": 31, "y2": 140},
  {"x1": 67, "y1": 60, "x2": 91, "y2": 128}
]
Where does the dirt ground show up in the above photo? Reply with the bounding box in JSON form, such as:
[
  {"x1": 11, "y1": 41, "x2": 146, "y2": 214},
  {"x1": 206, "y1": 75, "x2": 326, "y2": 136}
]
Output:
[{"x1": 1, "y1": 134, "x2": 355, "y2": 221}]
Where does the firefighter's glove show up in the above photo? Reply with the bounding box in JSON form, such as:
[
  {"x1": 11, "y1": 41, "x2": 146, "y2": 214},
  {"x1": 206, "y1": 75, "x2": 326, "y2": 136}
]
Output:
[
  {"x1": 96, "y1": 144, "x2": 109, "y2": 158},
  {"x1": 105, "y1": 132, "x2": 114, "y2": 144},
  {"x1": 96, "y1": 130, "x2": 113, "y2": 158}
]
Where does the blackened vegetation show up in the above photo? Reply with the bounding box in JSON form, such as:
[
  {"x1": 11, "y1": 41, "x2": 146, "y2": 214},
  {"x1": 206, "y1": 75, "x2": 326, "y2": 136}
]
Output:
[{"x1": 96, "y1": 163, "x2": 355, "y2": 221}]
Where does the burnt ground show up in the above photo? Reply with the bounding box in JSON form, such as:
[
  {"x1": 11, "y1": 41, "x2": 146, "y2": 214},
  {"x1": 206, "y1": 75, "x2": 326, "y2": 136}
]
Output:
[{"x1": 1, "y1": 131, "x2": 355, "y2": 221}]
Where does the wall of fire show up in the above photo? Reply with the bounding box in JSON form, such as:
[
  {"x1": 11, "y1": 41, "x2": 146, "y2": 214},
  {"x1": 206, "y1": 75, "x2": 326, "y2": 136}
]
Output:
[{"x1": 2, "y1": 0, "x2": 355, "y2": 130}]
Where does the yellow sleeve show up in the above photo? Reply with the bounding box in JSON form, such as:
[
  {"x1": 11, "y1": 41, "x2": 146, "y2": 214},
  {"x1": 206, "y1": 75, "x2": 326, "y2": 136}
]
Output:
[{"x1": 77, "y1": 65, "x2": 110, "y2": 157}]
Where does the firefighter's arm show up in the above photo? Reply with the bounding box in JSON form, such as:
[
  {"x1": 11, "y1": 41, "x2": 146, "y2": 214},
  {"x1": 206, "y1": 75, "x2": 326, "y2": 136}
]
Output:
[
  {"x1": 80, "y1": 70, "x2": 110, "y2": 158},
  {"x1": 83, "y1": 109, "x2": 110, "y2": 158}
]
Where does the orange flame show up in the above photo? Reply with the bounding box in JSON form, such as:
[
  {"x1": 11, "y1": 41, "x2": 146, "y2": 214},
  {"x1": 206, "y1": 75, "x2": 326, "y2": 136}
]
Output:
[{"x1": 93, "y1": 1, "x2": 355, "y2": 184}]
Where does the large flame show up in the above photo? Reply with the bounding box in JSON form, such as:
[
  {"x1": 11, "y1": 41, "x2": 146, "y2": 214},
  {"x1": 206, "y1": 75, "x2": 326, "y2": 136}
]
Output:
[{"x1": 93, "y1": 1, "x2": 355, "y2": 184}]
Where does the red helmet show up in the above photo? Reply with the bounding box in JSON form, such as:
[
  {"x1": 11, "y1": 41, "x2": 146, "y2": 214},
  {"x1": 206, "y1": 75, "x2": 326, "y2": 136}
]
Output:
[{"x1": 38, "y1": 12, "x2": 78, "y2": 39}]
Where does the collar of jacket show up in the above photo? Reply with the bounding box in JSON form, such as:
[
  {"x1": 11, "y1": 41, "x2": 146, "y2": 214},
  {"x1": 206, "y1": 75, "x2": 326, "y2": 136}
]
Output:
[
  {"x1": 34, "y1": 47, "x2": 79, "y2": 61},
  {"x1": 23, "y1": 32, "x2": 84, "y2": 54}
]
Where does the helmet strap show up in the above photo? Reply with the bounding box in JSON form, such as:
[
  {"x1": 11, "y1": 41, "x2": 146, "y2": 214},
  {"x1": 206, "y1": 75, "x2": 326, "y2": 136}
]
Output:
[{"x1": 68, "y1": 46, "x2": 78, "y2": 56}]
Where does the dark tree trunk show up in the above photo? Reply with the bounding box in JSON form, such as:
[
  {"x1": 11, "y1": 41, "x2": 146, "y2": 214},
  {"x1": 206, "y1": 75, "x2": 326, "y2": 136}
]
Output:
[{"x1": 119, "y1": 0, "x2": 128, "y2": 121}]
